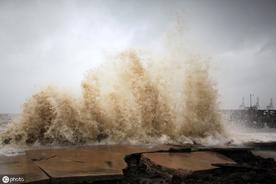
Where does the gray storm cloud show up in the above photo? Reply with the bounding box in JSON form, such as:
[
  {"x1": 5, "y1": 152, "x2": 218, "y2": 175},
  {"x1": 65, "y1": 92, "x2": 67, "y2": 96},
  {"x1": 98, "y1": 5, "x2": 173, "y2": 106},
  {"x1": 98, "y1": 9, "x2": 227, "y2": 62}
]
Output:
[{"x1": 0, "y1": 0, "x2": 276, "y2": 112}]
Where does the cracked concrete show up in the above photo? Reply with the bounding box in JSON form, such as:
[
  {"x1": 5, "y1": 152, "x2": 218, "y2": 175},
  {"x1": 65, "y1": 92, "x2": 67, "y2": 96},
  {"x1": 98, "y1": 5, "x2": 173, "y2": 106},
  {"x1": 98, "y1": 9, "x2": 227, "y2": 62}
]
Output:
[{"x1": 0, "y1": 144, "x2": 275, "y2": 184}]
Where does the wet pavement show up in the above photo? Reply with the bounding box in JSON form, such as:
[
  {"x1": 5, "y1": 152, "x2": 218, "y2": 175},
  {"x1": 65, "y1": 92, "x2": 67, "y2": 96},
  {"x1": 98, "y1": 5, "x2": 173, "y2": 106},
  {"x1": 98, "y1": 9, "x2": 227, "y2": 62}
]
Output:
[
  {"x1": 0, "y1": 144, "x2": 275, "y2": 184},
  {"x1": 143, "y1": 151, "x2": 235, "y2": 171},
  {"x1": 0, "y1": 155, "x2": 48, "y2": 183},
  {"x1": 26, "y1": 145, "x2": 164, "y2": 183},
  {"x1": 253, "y1": 150, "x2": 276, "y2": 161},
  {"x1": 0, "y1": 145, "x2": 170, "y2": 183}
]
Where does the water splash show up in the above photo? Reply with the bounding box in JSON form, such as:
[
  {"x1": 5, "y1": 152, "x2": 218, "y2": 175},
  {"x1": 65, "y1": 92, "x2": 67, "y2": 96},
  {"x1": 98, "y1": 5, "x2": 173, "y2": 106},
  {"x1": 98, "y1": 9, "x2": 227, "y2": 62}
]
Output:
[{"x1": 0, "y1": 50, "x2": 224, "y2": 145}]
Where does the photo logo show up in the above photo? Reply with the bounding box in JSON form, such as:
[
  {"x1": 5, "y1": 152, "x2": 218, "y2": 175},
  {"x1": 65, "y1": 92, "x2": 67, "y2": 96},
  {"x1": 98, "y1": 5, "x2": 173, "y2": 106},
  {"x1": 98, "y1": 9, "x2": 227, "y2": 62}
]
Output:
[
  {"x1": 2, "y1": 176, "x2": 9, "y2": 183},
  {"x1": 1, "y1": 176, "x2": 24, "y2": 183}
]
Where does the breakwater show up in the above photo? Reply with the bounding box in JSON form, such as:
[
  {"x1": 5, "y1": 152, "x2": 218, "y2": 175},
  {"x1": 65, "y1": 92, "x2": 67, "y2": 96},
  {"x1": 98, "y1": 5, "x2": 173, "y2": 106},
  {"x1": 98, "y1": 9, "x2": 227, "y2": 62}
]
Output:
[{"x1": 222, "y1": 109, "x2": 276, "y2": 128}]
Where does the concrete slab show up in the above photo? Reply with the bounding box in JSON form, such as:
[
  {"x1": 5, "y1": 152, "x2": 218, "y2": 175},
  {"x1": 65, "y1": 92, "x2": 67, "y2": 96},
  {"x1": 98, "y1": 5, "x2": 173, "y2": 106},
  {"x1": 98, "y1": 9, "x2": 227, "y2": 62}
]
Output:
[
  {"x1": 26, "y1": 145, "x2": 168, "y2": 183},
  {"x1": 0, "y1": 155, "x2": 49, "y2": 184},
  {"x1": 253, "y1": 150, "x2": 276, "y2": 161},
  {"x1": 143, "y1": 151, "x2": 235, "y2": 171},
  {"x1": 0, "y1": 145, "x2": 240, "y2": 183}
]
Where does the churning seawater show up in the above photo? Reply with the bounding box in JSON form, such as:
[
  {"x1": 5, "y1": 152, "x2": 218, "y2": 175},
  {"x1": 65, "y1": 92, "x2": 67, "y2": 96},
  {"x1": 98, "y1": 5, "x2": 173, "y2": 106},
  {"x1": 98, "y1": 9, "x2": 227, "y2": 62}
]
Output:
[{"x1": 0, "y1": 51, "x2": 275, "y2": 156}]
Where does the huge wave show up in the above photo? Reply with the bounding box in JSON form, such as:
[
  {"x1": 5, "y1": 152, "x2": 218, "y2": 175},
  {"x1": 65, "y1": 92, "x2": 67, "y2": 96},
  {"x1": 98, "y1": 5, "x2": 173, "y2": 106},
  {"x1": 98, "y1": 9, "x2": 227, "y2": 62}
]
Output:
[{"x1": 0, "y1": 50, "x2": 224, "y2": 145}]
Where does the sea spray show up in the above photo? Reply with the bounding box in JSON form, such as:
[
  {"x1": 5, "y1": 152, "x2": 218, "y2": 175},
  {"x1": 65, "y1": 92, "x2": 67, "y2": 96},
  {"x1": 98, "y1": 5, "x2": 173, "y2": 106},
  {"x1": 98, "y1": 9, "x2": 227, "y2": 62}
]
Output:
[
  {"x1": 1, "y1": 87, "x2": 83, "y2": 144},
  {"x1": 181, "y1": 57, "x2": 222, "y2": 137},
  {"x1": 0, "y1": 50, "x2": 224, "y2": 145}
]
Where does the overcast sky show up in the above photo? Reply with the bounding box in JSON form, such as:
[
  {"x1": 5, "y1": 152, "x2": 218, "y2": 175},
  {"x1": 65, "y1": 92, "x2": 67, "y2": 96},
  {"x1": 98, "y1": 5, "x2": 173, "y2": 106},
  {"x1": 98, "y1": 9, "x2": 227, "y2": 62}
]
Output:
[{"x1": 0, "y1": 0, "x2": 276, "y2": 113}]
